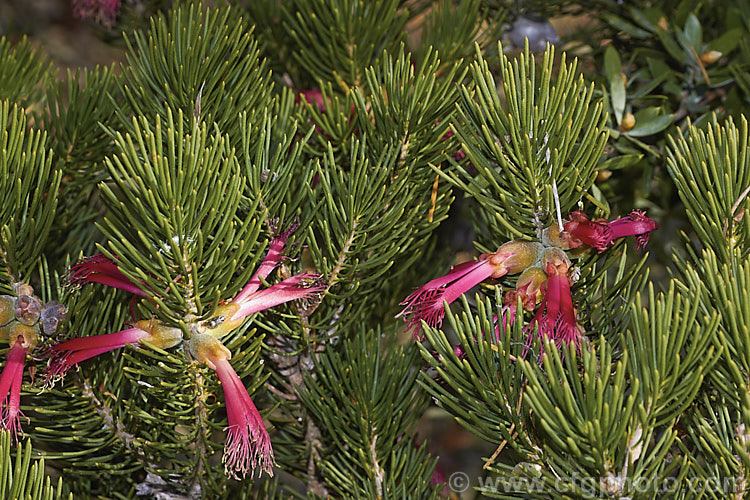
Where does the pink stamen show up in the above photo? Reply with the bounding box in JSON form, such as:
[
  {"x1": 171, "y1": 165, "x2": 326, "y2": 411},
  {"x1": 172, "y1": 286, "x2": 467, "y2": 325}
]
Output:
[{"x1": 398, "y1": 260, "x2": 494, "y2": 338}]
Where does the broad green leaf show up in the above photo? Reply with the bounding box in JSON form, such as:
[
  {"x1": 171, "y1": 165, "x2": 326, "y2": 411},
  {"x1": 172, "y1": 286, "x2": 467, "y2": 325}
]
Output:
[
  {"x1": 610, "y1": 73, "x2": 626, "y2": 125},
  {"x1": 599, "y1": 153, "x2": 643, "y2": 171},
  {"x1": 604, "y1": 45, "x2": 622, "y2": 82},
  {"x1": 627, "y1": 108, "x2": 674, "y2": 137},
  {"x1": 683, "y1": 14, "x2": 702, "y2": 51}
]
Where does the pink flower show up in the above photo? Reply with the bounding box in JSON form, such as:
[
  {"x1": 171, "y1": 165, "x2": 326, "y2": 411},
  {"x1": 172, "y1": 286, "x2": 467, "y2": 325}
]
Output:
[
  {"x1": 190, "y1": 334, "x2": 274, "y2": 479},
  {"x1": 204, "y1": 226, "x2": 326, "y2": 338},
  {"x1": 0, "y1": 339, "x2": 28, "y2": 441},
  {"x1": 561, "y1": 210, "x2": 658, "y2": 252},
  {"x1": 609, "y1": 210, "x2": 659, "y2": 250},
  {"x1": 72, "y1": 0, "x2": 121, "y2": 27},
  {"x1": 525, "y1": 248, "x2": 581, "y2": 355},
  {"x1": 563, "y1": 211, "x2": 612, "y2": 253},
  {"x1": 65, "y1": 254, "x2": 148, "y2": 297},
  {"x1": 398, "y1": 240, "x2": 542, "y2": 339},
  {"x1": 45, "y1": 320, "x2": 183, "y2": 384}
]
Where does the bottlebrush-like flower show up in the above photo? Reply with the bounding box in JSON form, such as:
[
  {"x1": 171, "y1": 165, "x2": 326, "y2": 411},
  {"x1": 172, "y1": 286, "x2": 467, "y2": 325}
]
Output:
[
  {"x1": 65, "y1": 254, "x2": 148, "y2": 297},
  {"x1": 398, "y1": 240, "x2": 542, "y2": 339},
  {"x1": 190, "y1": 333, "x2": 274, "y2": 479},
  {"x1": 45, "y1": 320, "x2": 182, "y2": 384},
  {"x1": 0, "y1": 324, "x2": 38, "y2": 441},
  {"x1": 525, "y1": 248, "x2": 581, "y2": 353}
]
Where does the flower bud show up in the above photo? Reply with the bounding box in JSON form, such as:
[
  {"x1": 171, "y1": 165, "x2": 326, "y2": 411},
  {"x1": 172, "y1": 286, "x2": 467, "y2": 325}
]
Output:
[
  {"x1": 134, "y1": 320, "x2": 183, "y2": 350},
  {"x1": 0, "y1": 296, "x2": 14, "y2": 327},
  {"x1": 542, "y1": 247, "x2": 571, "y2": 277},
  {"x1": 542, "y1": 223, "x2": 572, "y2": 249},
  {"x1": 12, "y1": 283, "x2": 34, "y2": 297},
  {"x1": 596, "y1": 170, "x2": 612, "y2": 182},
  {"x1": 189, "y1": 333, "x2": 231, "y2": 370},
  {"x1": 620, "y1": 112, "x2": 635, "y2": 132},
  {"x1": 486, "y1": 241, "x2": 543, "y2": 278},
  {"x1": 8, "y1": 322, "x2": 39, "y2": 349},
  {"x1": 515, "y1": 266, "x2": 548, "y2": 310},
  {"x1": 204, "y1": 303, "x2": 244, "y2": 339},
  {"x1": 700, "y1": 50, "x2": 721, "y2": 65},
  {"x1": 14, "y1": 295, "x2": 42, "y2": 326},
  {"x1": 40, "y1": 301, "x2": 67, "y2": 335}
]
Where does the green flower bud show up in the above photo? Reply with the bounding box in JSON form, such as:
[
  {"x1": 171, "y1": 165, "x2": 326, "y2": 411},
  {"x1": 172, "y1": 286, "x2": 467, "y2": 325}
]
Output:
[
  {"x1": 134, "y1": 320, "x2": 183, "y2": 350},
  {"x1": 486, "y1": 240, "x2": 543, "y2": 278},
  {"x1": 0, "y1": 296, "x2": 14, "y2": 327}
]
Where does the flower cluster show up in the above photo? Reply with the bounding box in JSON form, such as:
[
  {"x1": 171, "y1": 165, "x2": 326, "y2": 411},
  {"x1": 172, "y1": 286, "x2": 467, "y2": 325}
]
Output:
[
  {"x1": 398, "y1": 210, "x2": 658, "y2": 353},
  {"x1": 0, "y1": 283, "x2": 66, "y2": 441},
  {"x1": 44, "y1": 225, "x2": 326, "y2": 479}
]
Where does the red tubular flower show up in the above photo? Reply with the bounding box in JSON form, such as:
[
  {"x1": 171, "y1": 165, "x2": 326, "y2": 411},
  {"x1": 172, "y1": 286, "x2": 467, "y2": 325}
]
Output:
[
  {"x1": 234, "y1": 223, "x2": 301, "y2": 303},
  {"x1": 563, "y1": 211, "x2": 613, "y2": 252},
  {"x1": 608, "y1": 210, "x2": 659, "y2": 250},
  {"x1": 398, "y1": 240, "x2": 542, "y2": 339},
  {"x1": 0, "y1": 339, "x2": 28, "y2": 441},
  {"x1": 560, "y1": 210, "x2": 658, "y2": 252},
  {"x1": 525, "y1": 248, "x2": 581, "y2": 355},
  {"x1": 0, "y1": 323, "x2": 39, "y2": 441},
  {"x1": 65, "y1": 254, "x2": 147, "y2": 297},
  {"x1": 46, "y1": 320, "x2": 182, "y2": 384},
  {"x1": 205, "y1": 226, "x2": 326, "y2": 338},
  {"x1": 191, "y1": 334, "x2": 274, "y2": 479}
]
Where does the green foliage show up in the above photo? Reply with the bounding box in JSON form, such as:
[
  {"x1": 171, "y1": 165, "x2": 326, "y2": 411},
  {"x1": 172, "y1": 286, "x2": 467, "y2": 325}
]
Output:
[
  {"x1": 574, "y1": 244, "x2": 650, "y2": 349},
  {"x1": 299, "y1": 48, "x2": 460, "y2": 336},
  {"x1": 0, "y1": 36, "x2": 52, "y2": 112},
  {"x1": 7, "y1": 0, "x2": 750, "y2": 497},
  {"x1": 283, "y1": 0, "x2": 408, "y2": 87},
  {"x1": 0, "y1": 432, "x2": 71, "y2": 500},
  {"x1": 0, "y1": 101, "x2": 61, "y2": 292},
  {"x1": 447, "y1": 42, "x2": 608, "y2": 247},
  {"x1": 419, "y1": 291, "x2": 530, "y2": 452},
  {"x1": 238, "y1": 89, "x2": 316, "y2": 221},
  {"x1": 43, "y1": 66, "x2": 120, "y2": 262},
  {"x1": 667, "y1": 115, "x2": 750, "y2": 260},
  {"x1": 416, "y1": 0, "x2": 504, "y2": 68},
  {"x1": 98, "y1": 109, "x2": 264, "y2": 324},
  {"x1": 302, "y1": 331, "x2": 436, "y2": 499},
  {"x1": 117, "y1": 2, "x2": 274, "y2": 145}
]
